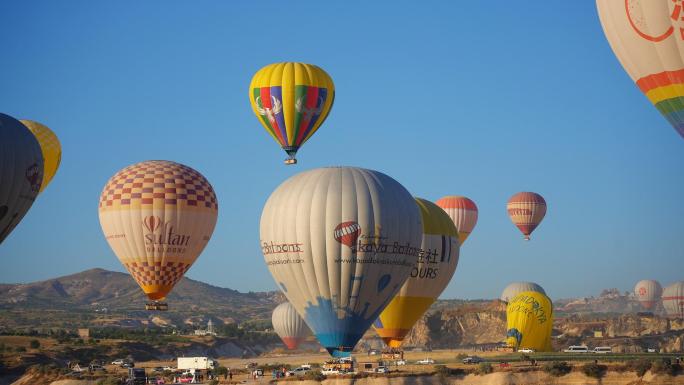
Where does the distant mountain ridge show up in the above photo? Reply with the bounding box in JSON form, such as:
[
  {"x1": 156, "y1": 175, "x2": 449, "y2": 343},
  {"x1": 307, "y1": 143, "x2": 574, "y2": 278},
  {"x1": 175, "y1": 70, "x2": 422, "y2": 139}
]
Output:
[{"x1": 0, "y1": 268, "x2": 283, "y2": 325}]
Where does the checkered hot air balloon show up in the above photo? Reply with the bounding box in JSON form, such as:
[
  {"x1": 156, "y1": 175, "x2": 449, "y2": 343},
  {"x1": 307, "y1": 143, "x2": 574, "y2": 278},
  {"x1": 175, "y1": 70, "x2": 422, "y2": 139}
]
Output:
[
  {"x1": 98, "y1": 160, "x2": 218, "y2": 310},
  {"x1": 249, "y1": 62, "x2": 335, "y2": 165}
]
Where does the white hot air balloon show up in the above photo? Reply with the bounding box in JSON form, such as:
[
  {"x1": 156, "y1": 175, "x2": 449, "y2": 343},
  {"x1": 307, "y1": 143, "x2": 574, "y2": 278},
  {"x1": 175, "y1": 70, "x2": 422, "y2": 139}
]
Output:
[
  {"x1": 662, "y1": 282, "x2": 684, "y2": 319},
  {"x1": 272, "y1": 302, "x2": 311, "y2": 350},
  {"x1": 500, "y1": 282, "x2": 546, "y2": 304},
  {"x1": 634, "y1": 279, "x2": 662, "y2": 310},
  {"x1": 260, "y1": 167, "x2": 423, "y2": 357}
]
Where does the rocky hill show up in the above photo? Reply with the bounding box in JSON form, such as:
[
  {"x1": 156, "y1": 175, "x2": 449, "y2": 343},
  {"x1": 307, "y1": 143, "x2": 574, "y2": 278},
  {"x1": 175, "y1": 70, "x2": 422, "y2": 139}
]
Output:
[{"x1": 0, "y1": 268, "x2": 283, "y2": 330}]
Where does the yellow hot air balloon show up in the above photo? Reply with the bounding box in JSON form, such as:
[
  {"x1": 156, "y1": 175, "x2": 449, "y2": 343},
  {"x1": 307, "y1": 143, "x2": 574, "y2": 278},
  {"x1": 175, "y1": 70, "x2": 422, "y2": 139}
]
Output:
[
  {"x1": 20, "y1": 120, "x2": 61, "y2": 193},
  {"x1": 374, "y1": 198, "x2": 460, "y2": 348},
  {"x1": 597, "y1": 1, "x2": 684, "y2": 140},
  {"x1": 249, "y1": 62, "x2": 335, "y2": 164},
  {"x1": 98, "y1": 160, "x2": 218, "y2": 310},
  {"x1": 505, "y1": 291, "x2": 553, "y2": 352}
]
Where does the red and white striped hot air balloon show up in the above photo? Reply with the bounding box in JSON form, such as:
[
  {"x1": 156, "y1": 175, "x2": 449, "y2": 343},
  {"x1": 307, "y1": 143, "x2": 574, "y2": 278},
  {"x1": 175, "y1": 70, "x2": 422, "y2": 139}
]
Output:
[
  {"x1": 663, "y1": 282, "x2": 684, "y2": 319},
  {"x1": 634, "y1": 279, "x2": 662, "y2": 310},
  {"x1": 506, "y1": 192, "x2": 546, "y2": 241},
  {"x1": 436, "y1": 196, "x2": 478, "y2": 245},
  {"x1": 272, "y1": 302, "x2": 311, "y2": 350}
]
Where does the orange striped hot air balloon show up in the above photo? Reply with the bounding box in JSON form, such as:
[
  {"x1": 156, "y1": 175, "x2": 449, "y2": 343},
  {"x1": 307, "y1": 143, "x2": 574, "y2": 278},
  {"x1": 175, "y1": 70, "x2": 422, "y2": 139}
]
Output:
[
  {"x1": 506, "y1": 192, "x2": 546, "y2": 241},
  {"x1": 436, "y1": 196, "x2": 478, "y2": 245}
]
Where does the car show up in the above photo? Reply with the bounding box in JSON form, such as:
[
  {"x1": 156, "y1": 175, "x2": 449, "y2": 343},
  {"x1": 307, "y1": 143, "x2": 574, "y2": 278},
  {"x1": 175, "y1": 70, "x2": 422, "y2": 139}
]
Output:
[
  {"x1": 147, "y1": 377, "x2": 165, "y2": 384},
  {"x1": 88, "y1": 364, "x2": 106, "y2": 372},
  {"x1": 151, "y1": 367, "x2": 165, "y2": 373},
  {"x1": 245, "y1": 362, "x2": 258, "y2": 369},
  {"x1": 321, "y1": 368, "x2": 339, "y2": 375},
  {"x1": 161, "y1": 366, "x2": 174, "y2": 371},
  {"x1": 287, "y1": 367, "x2": 310, "y2": 376},
  {"x1": 121, "y1": 361, "x2": 135, "y2": 368},
  {"x1": 111, "y1": 359, "x2": 125, "y2": 366},
  {"x1": 396, "y1": 359, "x2": 406, "y2": 366},
  {"x1": 593, "y1": 347, "x2": 612, "y2": 354},
  {"x1": 462, "y1": 356, "x2": 484, "y2": 364},
  {"x1": 416, "y1": 358, "x2": 435, "y2": 365},
  {"x1": 518, "y1": 348, "x2": 535, "y2": 353},
  {"x1": 376, "y1": 366, "x2": 388, "y2": 373}
]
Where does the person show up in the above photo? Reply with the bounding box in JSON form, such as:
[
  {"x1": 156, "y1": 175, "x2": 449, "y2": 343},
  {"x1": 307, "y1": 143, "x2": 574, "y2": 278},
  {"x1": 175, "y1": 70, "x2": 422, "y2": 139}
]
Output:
[{"x1": 229, "y1": 370, "x2": 233, "y2": 381}]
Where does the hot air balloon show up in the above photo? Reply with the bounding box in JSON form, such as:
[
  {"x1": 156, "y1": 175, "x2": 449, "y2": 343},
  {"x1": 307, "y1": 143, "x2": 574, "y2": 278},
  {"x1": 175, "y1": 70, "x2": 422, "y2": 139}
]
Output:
[
  {"x1": 662, "y1": 281, "x2": 684, "y2": 319},
  {"x1": 374, "y1": 198, "x2": 460, "y2": 348},
  {"x1": 597, "y1": 1, "x2": 684, "y2": 140},
  {"x1": 20, "y1": 120, "x2": 61, "y2": 193},
  {"x1": 507, "y1": 192, "x2": 546, "y2": 241},
  {"x1": 272, "y1": 302, "x2": 311, "y2": 350},
  {"x1": 634, "y1": 279, "x2": 663, "y2": 310},
  {"x1": 500, "y1": 282, "x2": 546, "y2": 304},
  {"x1": 436, "y1": 196, "x2": 478, "y2": 245},
  {"x1": 98, "y1": 160, "x2": 218, "y2": 310},
  {"x1": 260, "y1": 167, "x2": 422, "y2": 357},
  {"x1": 249, "y1": 62, "x2": 335, "y2": 165},
  {"x1": 0, "y1": 113, "x2": 43, "y2": 245},
  {"x1": 505, "y1": 291, "x2": 553, "y2": 352}
]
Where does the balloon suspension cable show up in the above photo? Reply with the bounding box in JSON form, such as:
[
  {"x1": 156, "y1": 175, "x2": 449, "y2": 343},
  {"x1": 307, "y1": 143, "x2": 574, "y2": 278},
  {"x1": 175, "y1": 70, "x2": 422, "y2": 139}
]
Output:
[{"x1": 524, "y1": 235, "x2": 530, "y2": 241}]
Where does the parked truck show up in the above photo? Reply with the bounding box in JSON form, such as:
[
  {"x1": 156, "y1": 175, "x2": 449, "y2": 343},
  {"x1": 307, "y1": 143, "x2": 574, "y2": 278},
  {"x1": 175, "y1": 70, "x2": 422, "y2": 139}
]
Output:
[{"x1": 177, "y1": 357, "x2": 219, "y2": 371}]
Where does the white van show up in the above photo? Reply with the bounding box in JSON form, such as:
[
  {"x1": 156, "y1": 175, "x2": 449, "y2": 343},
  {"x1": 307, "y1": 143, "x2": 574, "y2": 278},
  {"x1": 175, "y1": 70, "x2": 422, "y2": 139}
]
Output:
[
  {"x1": 564, "y1": 345, "x2": 590, "y2": 353},
  {"x1": 593, "y1": 346, "x2": 612, "y2": 354}
]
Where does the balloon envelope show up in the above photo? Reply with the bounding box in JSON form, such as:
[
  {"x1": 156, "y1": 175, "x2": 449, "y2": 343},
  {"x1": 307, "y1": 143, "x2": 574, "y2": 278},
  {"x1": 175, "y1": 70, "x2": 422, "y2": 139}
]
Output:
[
  {"x1": 20, "y1": 120, "x2": 61, "y2": 193},
  {"x1": 0, "y1": 113, "x2": 43, "y2": 245},
  {"x1": 662, "y1": 281, "x2": 684, "y2": 319},
  {"x1": 500, "y1": 282, "x2": 546, "y2": 304},
  {"x1": 249, "y1": 62, "x2": 335, "y2": 163},
  {"x1": 634, "y1": 279, "x2": 662, "y2": 310},
  {"x1": 507, "y1": 192, "x2": 546, "y2": 240},
  {"x1": 374, "y1": 198, "x2": 460, "y2": 348},
  {"x1": 272, "y1": 302, "x2": 311, "y2": 350},
  {"x1": 98, "y1": 160, "x2": 218, "y2": 301},
  {"x1": 597, "y1": 0, "x2": 684, "y2": 140},
  {"x1": 506, "y1": 291, "x2": 553, "y2": 352},
  {"x1": 260, "y1": 167, "x2": 422, "y2": 357},
  {"x1": 435, "y1": 196, "x2": 478, "y2": 244}
]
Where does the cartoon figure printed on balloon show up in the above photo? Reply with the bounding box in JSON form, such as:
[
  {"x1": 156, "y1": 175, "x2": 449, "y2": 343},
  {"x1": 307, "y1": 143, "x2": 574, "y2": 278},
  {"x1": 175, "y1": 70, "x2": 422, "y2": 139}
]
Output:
[{"x1": 249, "y1": 62, "x2": 335, "y2": 165}]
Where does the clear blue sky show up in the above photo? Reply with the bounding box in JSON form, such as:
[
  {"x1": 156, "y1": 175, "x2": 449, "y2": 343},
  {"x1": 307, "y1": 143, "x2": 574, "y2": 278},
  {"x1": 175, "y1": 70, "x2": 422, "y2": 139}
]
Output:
[{"x1": 0, "y1": 1, "x2": 682, "y2": 300}]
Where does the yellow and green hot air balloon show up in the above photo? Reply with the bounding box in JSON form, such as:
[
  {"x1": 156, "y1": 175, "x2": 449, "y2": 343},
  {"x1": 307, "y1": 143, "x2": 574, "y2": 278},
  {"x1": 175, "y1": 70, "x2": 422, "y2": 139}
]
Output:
[
  {"x1": 20, "y1": 120, "x2": 61, "y2": 193},
  {"x1": 249, "y1": 62, "x2": 335, "y2": 165},
  {"x1": 374, "y1": 198, "x2": 460, "y2": 348},
  {"x1": 505, "y1": 291, "x2": 553, "y2": 352}
]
